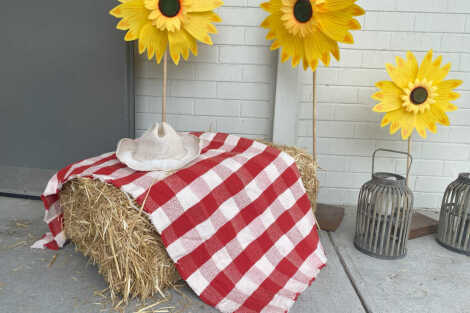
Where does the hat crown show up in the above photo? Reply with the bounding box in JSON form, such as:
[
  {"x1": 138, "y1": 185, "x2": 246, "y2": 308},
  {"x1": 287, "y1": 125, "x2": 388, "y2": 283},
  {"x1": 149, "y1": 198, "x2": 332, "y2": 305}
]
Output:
[{"x1": 134, "y1": 122, "x2": 186, "y2": 161}]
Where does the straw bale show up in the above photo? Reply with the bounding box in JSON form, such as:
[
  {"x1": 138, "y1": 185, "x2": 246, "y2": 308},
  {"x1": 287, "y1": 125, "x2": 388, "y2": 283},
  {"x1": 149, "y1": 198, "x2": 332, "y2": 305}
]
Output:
[
  {"x1": 60, "y1": 178, "x2": 179, "y2": 303},
  {"x1": 59, "y1": 142, "x2": 317, "y2": 302},
  {"x1": 260, "y1": 141, "x2": 318, "y2": 212}
]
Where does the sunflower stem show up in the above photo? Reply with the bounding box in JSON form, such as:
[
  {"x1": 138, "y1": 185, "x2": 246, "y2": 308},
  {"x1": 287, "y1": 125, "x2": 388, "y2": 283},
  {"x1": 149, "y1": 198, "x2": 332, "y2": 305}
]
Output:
[
  {"x1": 162, "y1": 51, "x2": 168, "y2": 123},
  {"x1": 312, "y1": 70, "x2": 317, "y2": 163},
  {"x1": 406, "y1": 136, "x2": 412, "y2": 186},
  {"x1": 312, "y1": 70, "x2": 321, "y2": 231}
]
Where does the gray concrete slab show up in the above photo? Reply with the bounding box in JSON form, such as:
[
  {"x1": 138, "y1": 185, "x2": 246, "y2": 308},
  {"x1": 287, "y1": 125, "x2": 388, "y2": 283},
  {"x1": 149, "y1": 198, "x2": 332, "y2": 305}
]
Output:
[
  {"x1": 330, "y1": 208, "x2": 470, "y2": 313},
  {"x1": 0, "y1": 197, "x2": 361, "y2": 313}
]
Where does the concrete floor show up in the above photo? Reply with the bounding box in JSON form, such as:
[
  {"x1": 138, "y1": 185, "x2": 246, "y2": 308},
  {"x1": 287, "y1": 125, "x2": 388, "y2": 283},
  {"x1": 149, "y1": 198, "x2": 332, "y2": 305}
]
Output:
[{"x1": 0, "y1": 196, "x2": 468, "y2": 313}]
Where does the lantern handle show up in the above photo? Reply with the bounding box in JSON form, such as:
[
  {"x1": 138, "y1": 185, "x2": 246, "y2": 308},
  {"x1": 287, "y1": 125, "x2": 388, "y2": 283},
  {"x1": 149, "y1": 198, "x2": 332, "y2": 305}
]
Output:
[{"x1": 372, "y1": 148, "x2": 413, "y2": 178}]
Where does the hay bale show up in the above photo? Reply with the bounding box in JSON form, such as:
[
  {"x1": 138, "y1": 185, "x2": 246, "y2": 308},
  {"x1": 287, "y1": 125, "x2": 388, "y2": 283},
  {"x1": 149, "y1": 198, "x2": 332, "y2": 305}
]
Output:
[
  {"x1": 60, "y1": 178, "x2": 179, "y2": 303},
  {"x1": 260, "y1": 141, "x2": 318, "y2": 212},
  {"x1": 59, "y1": 142, "x2": 317, "y2": 302}
]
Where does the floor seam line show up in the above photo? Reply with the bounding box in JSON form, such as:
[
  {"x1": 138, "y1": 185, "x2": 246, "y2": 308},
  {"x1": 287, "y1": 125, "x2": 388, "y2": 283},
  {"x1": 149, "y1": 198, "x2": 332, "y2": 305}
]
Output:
[
  {"x1": 327, "y1": 231, "x2": 372, "y2": 313},
  {"x1": 0, "y1": 192, "x2": 41, "y2": 200}
]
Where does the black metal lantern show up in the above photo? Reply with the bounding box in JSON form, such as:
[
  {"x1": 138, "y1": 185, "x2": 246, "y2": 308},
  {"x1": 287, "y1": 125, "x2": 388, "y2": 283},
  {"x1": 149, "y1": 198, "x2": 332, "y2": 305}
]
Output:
[
  {"x1": 354, "y1": 149, "x2": 414, "y2": 259},
  {"x1": 436, "y1": 173, "x2": 470, "y2": 256}
]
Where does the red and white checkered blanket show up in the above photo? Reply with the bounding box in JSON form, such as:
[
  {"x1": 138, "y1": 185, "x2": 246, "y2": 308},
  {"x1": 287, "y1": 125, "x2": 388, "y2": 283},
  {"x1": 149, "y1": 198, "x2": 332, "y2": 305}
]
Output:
[{"x1": 33, "y1": 132, "x2": 326, "y2": 313}]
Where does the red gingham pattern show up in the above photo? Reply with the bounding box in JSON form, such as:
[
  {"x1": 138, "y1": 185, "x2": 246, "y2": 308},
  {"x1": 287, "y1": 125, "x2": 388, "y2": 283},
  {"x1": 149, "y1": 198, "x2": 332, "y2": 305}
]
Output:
[{"x1": 32, "y1": 132, "x2": 326, "y2": 313}]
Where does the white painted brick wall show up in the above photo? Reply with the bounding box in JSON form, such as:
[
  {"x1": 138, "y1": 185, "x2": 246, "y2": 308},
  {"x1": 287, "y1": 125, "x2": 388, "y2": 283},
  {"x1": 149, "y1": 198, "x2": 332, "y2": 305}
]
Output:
[
  {"x1": 295, "y1": 0, "x2": 470, "y2": 209},
  {"x1": 134, "y1": 0, "x2": 470, "y2": 209},
  {"x1": 134, "y1": 0, "x2": 275, "y2": 140}
]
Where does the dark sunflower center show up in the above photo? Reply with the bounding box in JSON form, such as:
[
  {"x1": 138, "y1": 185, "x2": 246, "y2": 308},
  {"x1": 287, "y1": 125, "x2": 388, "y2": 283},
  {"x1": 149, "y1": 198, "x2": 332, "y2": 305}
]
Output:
[
  {"x1": 410, "y1": 87, "x2": 428, "y2": 105},
  {"x1": 159, "y1": 0, "x2": 181, "y2": 17},
  {"x1": 293, "y1": 0, "x2": 313, "y2": 23}
]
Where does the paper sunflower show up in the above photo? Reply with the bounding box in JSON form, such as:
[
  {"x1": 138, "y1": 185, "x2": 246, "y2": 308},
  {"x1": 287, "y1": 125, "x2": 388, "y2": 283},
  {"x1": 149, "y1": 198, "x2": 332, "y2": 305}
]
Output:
[
  {"x1": 110, "y1": 0, "x2": 223, "y2": 65},
  {"x1": 373, "y1": 50, "x2": 463, "y2": 140},
  {"x1": 260, "y1": 0, "x2": 365, "y2": 71}
]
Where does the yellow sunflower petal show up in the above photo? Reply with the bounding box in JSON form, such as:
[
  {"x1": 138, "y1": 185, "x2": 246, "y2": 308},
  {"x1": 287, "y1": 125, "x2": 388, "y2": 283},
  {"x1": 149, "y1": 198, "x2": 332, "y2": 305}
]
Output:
[
  {"x1": 415, "y1": 117, "x2": 428, "y2": 139},
  {"x1": 390, "y1": 119, "x2": 401, "y2": 134},
  {"x1": 187, "y1": 0, "x2": 223, "y2": 12},
  {"x1": 260, "y1": 14, "x2": 274, "y2": 30},
  {"x1": 168, "y1": 29, "x2": 197, "y2": 65},
  {"x1": 266, "y1": 11, "x2": 302, "y2": 65},
  {"x1": 375, "y1": 81, "x2": 403, "y2": 97},
  {"x1": 417, "y1": 49, "x2": 433, "y2": 80},
  {"x1": 435, "y1": 101, "x2": 458, "y2": 112},
  {"x1": 261, "y1": 0, "x2": 283, "y2": 13},
  {"x1": 316, "y1": 7, "x2": 358, "y2": 43},
  {"x1": 381, "y1": 110, "x2": 402, "y2": 127},
  {"x1": 421, "y1": 111, "x2": 438, "y2": 133},
  {"x1": 112, "y1": 0, "x2": 149, "y2": 41},
  {"x1": 266, "y1": 30, "x2": 276, "y2": 40},
  {"x1": 291, "y1": 37, "x2": 304, "y2": 67},
  {"x1": 117, "y1": 19, "x2": 131, "y2": 30},
  {"x1": 436, "y1": 91, "x2": 460, "y2": 102},
  {"x1": 261, "y1": 0, "x2": 361, "y2": 70},
  {"x1": 436, "y1": 80, "x2": 462, "y2": 103},
  {"x1": 321, "y1": 52, "x2": 331, "y2": 66},
  {"x1": 271, "y1": 40, "x2": 281, "y2": 50},
  {"x1": 372, "y1": 100, "x2": 401, "y2": 113},
  {"x1": 303, "y1": 35, "x2": 322, "y2": 68},
  {"x1": 315, "y1": 0, "x2": 357, "y2": 12},
  {"x1": 429, "y1": 62, "x2": 451, "y2": 84},
  {"x1": 430, "y1": 105, "x2": 450, "y2": 126},
  {"x1": 350, "y1": 4, "x2": 365, "y2": 16},
  {"x1": 302, "y1": 58, "x2": 309, "y2": 71},
  {"x1": 435, "y1": 80, "x2": 461, "y2": 104},
  {"x1": 331, "y1": 43, "x2": 340, "y2": 61},
  {"x1": 110, "y1": 6, "x2": 124, "y2": 17},
  {"x1": 385, "y1": 52, "x2": 418, "y2": 89},
  {"x1": 437, "y1": 79, "x2": 463, "y2": 90},
  {"x1": 343, "y1": 32, "x2": 354, "y2": 43},
  {"x1": 125, "y1": 30, "x2": 139, "y2": 41},
  {"x1": 138, "y1": 23, "x2": 168, "y2": 62},
  {"x1": 183, "y1": 12, "x2": 219, "y2": 45},
  {"x1": 114, "y1": 0, "x2": 146, "y2": 18},
  {"x1": 399, "y1": 112, "x2": 416, "y2": 140},
  {"x1": 349, "y1": 18, "x2": 362, "y2": 30},
  {"x1": 303, "y1": 28, "x2": 337, "y2": 68},
  {"x1": 143, "y1": 0, "x2": 156, "y2": 10},
  {"x1": 405, "y1": 51, "x2": 419, "y2": 80},
  {"x1": 417, "y1": 50, "x2": 452, "y2": 84}
]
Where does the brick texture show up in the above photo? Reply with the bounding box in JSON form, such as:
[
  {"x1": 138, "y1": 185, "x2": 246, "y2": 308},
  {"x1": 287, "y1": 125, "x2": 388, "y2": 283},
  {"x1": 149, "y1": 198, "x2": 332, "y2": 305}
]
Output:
[
  {"x1": 134, "y1": 0, "x2": 470, "y2": 209},
  {"x1": 134, "y1": 1, "x2": 275, "y2": 140},
  {"x1": 295, "y1": 0, "x2": 470, "y2": 208}
]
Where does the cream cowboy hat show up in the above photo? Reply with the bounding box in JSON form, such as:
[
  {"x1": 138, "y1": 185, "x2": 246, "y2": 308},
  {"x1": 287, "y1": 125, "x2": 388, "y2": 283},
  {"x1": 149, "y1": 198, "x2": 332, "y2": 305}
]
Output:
[{"x1": 116, "y1": 122, "x2": 200, "y2": 171}]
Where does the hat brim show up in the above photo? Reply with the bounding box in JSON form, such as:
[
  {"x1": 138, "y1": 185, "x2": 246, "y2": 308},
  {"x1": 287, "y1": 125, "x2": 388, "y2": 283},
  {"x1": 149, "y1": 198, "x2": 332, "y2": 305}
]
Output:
[{"x1": 116, "y1": 134, "x2": 201, "y2": 172}]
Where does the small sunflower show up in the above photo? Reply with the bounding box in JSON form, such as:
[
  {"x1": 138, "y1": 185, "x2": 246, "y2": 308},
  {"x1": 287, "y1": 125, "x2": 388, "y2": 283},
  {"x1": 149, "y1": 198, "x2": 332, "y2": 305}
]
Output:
[
  {"x1": 260, "y1": 0, "x2": 365, "y2": 71},
  {"x1": 110, "y1": 0, "x2": 223, "y2": 65},
  {"x1": 373, "y1": 50, "x2": 463, "y2": 140}
]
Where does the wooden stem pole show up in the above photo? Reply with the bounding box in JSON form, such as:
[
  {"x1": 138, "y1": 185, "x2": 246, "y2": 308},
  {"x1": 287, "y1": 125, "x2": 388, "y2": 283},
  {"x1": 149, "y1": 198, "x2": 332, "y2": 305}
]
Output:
[
  {"x1": 162, "y1": 51, "x2": 168, "y2": 123},
  {"x1": 406, "y1": 136, "x2": 412, "y2": 186},
  {"x1": 312, "y1": 70, "x2": 322, "y2": 230},
  {"x1": 312, "y1": 71, "x2": 317, "y2": 163}
]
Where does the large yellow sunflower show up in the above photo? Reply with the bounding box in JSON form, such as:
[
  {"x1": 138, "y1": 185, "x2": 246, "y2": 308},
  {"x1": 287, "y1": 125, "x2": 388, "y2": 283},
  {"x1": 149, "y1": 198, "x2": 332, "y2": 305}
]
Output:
[
  {"x1": 110, "y1": 0, "x2": 223, "y2": 65},
  {"x1": 373, "y1": 50, "x2": 463, "y2": 140},
  {"x1": 260, "y1": 0, "x2": 365, "y2": 71}
]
